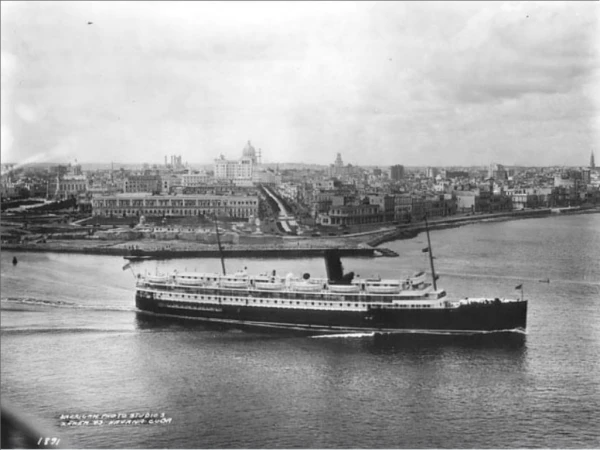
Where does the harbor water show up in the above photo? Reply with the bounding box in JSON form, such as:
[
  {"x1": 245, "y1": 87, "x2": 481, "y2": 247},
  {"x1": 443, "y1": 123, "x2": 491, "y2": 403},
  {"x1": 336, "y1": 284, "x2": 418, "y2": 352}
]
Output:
[{"x1": 2, "y1": 214, "x2": 599, "y2": 448}]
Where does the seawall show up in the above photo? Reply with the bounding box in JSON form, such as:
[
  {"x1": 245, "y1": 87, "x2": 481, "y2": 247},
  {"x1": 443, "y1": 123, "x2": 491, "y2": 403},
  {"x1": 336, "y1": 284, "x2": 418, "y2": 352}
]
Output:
[{"x1": 2, "y1": 244, "x2": 375, "y2": 259}]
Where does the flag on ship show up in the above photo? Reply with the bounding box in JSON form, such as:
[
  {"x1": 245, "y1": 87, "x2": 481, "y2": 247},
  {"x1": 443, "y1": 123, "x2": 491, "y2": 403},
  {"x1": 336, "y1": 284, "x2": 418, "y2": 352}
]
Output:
[
  {"x1": 123, "y1": 262, "x2": 132, "y2": 271},
  {"x1": 515, "y1": 284, "x2": 523, "y2": 290}
]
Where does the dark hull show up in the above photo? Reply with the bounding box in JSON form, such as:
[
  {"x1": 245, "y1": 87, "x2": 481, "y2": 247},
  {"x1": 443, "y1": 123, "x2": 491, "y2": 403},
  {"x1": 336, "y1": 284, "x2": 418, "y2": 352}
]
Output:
[{"x1": 135, "y1": 291, "x2": 527, "y2": 334}]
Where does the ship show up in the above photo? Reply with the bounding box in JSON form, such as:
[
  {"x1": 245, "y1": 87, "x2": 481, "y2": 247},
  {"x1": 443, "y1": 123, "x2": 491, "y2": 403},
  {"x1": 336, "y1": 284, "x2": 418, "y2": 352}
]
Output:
[{"x1": 134, "y1": 218, "x2": 527, "y2": 335}]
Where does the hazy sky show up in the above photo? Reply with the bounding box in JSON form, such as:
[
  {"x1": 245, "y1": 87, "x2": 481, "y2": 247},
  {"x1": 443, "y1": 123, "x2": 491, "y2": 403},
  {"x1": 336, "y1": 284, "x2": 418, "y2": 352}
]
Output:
[{"x1": 1, "y1": 1, "x2": 599, "y2": 167}]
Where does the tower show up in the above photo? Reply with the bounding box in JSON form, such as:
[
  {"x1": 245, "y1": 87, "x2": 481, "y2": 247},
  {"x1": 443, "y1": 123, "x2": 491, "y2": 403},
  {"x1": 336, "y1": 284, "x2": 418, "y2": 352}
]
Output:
[{"x1": 591, "y1": 150, "x2": 595, "y2": 169}]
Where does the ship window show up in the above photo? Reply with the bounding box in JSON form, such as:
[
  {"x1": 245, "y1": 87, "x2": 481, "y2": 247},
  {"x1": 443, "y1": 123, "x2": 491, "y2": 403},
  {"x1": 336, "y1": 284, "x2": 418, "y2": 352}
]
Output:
[
  {"x1": 311, "y1": 302, "x2": 314, "y2": 305},
  {"x1": 274, "y1": 300, "x2": 277, "y2": 304},
  {"x1": 260, "y1": 300, "x2": 263, "y2": 303},
  {"x1": 347, "y1": 303, "x2": 351, "y2": 307},
  {"x1": 296, "y1": 301, "x2": 300, "y2": 305},
  {"x1": 355, "y1": 304, "x2": 358, "y2": 307},
  {"x1": 339, "y1": 303, "x2": 342, "y2": 306}
]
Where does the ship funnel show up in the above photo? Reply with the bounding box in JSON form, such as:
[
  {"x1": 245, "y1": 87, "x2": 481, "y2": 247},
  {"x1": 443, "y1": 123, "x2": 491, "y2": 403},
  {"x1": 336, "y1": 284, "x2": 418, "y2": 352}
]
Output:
[{"x1": 324, "y1": 250, "x2": 354, "y2": 285}]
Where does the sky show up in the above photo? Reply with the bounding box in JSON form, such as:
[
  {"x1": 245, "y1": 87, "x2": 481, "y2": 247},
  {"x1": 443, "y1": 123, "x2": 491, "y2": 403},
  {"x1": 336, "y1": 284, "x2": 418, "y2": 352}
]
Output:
[{"x1": 1, "y1": 1, "x2": 599, "y2": 167}]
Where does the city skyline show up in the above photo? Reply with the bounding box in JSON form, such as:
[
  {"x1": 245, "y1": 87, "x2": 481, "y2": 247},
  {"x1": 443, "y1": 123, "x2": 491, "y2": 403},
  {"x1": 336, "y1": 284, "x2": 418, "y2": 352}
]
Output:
[{"x1": 1, "y1": 1, "x2": 599, "y2": 167}]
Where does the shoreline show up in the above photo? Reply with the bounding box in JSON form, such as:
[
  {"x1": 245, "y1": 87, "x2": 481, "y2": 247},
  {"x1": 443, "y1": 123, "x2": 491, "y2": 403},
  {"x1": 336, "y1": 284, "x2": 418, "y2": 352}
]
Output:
[{"x1": 3, "y1": 206, "x2": 599, "y2": 259}]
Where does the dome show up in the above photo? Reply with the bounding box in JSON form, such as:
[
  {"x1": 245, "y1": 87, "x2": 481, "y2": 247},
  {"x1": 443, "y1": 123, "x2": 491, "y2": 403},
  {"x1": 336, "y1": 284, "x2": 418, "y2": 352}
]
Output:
[{"x1": 242, "y1": 140, "x2": 256, "y2": 159}]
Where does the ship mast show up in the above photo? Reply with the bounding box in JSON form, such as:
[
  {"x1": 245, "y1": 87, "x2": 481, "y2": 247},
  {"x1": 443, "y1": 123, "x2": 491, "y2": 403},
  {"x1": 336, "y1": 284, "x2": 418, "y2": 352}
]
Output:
[
  {"x1": 424, "y1": 214, "x2": 438, "y2": 291},
  {"x1": 214, "y1": 214, "x2": 227, "y2": 275}
]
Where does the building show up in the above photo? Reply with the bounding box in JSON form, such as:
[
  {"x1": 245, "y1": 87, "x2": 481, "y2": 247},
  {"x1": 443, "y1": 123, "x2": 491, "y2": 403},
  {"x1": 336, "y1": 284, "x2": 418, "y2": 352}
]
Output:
[
  {"x1": 181, "y1": 172, "x2": 209, "y2": 187},
  {"x1": 320, "y1": 204, "x2": 381, "y2": 227},
  {"x1": 123, "y1": 174, "x2": 161, "y2": 193},
  {"x1": 56, "y1": 175, "x2": 87, "y2": 200},
  {"x1": 214, "y1": 156, "x2": 252, "y2": 180},
  {"x1": 92, "y1": 193, "x2": 259, "y2": 219},
  {"x1": 489, "y1": 163, "x2": 507, "y2": 181},
  {"x1": 390, "y1": 165, "x2": 405, "y2": 182},
  {"x1": 444, "y1": 170, "x2": 469, "y2": 179}
]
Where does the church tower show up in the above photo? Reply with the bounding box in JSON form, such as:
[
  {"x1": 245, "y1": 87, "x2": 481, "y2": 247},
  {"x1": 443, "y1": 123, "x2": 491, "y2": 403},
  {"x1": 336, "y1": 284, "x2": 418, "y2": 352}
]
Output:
[{"x1": 591, "y1": 150, "x2": 595, "y2": 169}]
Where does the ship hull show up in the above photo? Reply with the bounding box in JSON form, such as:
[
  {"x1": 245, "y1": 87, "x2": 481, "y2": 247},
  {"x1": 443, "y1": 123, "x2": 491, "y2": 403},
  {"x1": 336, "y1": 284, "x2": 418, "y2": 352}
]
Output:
[{"x1": 135, "y1": 291, "x2": 527, "y2": 334}]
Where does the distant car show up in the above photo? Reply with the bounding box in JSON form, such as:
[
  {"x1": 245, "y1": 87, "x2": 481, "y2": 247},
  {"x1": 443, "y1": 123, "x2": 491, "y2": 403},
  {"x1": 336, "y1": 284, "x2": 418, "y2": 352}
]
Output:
[
  {"x1": 311, "y1": 232, "x2": 321, "y2": 237},
  {"x1": 328, "y1": 232, "x2": 336, "y2": 236},
  {"x1": 342, "y1": 231, "x2": 349, "y2": 235}
]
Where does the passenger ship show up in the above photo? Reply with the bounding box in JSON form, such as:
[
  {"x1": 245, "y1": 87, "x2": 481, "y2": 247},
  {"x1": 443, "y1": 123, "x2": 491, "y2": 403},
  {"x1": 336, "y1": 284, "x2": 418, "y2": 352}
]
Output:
[{"x1": 134, "y1": 222, "x2": 527, "y2": 334}]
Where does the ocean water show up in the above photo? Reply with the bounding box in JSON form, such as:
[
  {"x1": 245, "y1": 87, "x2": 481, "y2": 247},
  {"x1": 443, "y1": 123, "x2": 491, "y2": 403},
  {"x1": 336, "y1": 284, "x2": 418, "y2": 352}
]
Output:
[{"x1": 1, "y1": 214, "x2": 599, "y2": 448}]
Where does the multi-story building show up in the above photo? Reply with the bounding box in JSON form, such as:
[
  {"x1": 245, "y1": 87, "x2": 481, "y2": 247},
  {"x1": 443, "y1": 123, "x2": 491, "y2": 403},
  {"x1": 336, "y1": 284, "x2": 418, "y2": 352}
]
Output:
[
  {"x1": 92, "y1": 193, "x2": 259, "y2": 219},
  {"x1": 393, "y1": 194, "x2": 412, "y2": 222},
  {"x1": 320, "y1": 204, "x2": 381, "y2": 227},
  {"x1": 367, "y1": 194, "x2": 395, "y2": 222},
  {"x1": 214, "y1": 156, "x2": 253, "y2": 181},
  {"x1": 181, "y1": 172, "x2": 209, "y2": 187},
  {"x1": 389, "y1": 165, "x2": 405, "y2": 182},
  {"x1": 56, "y1": 175, "x2": 88, "y2": 200},
  {"x1": 123, "y1": 174, "x2": 161, "y2": 193},
  {"x1": 489, "y1": 163, "x2": 507, "y2": 181}
]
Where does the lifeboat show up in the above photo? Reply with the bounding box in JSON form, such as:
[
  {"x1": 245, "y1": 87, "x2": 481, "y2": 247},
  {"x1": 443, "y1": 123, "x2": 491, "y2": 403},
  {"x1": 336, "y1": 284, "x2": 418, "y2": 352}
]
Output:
[
  {"x1": 366, "y1": 284, "x2": 401, "y2": 294},
  {"x1": 176, "y1": 277, "x2": 205, "y2": 286},
  {"x1": 221, "y1": 279, "x2": 249, "y2": 289},
  {"x1": 329, "y1": 284, "x2": 360, "y2": 293},
  {"x1": 147, "y1": 274, "x2": 169, "y2": 283},
  {"x1": 255, "y1": 281, "x2": 284, "y2": 291},
  {"x1": 292, "y1": 282, "x2": 321, "y2": 292}
]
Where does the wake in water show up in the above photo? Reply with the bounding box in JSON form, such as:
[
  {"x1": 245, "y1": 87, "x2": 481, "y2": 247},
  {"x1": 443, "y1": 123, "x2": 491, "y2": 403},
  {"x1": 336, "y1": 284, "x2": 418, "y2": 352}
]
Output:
[
  {"x1": 312, "y1": 332, "x2": 376, "y2": 339},
  {"x1": 1, "y1": 326, "x2": 143, "y2": 335},
  {"x1": 311, "y1": 329, "x2": 527, "y2": 339},
  {"x1": 1, "y1": 297, "x2": 137, "y2": 313}
]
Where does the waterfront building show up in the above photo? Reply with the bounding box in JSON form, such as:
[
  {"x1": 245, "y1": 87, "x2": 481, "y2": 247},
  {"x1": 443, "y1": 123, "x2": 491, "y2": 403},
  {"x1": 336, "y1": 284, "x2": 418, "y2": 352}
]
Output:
[
  {"x1": 91, "y1": 193, "x2": 259, "y2": 219},
  {"x1": 393, "y1": 194, "x2": 412, "y2": 222},
  {"x1": 319, "y1": 203, "x2": 381, "y2": 226},
  {"x1": 366, "y1": 194, "x2": 395, "y2": 222}
]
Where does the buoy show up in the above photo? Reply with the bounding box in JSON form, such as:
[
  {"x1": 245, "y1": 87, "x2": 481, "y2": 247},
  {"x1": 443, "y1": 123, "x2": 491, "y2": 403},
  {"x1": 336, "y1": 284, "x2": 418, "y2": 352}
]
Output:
[{"x1": 12, "y1": 256, "x2": 18, "y2": 265}]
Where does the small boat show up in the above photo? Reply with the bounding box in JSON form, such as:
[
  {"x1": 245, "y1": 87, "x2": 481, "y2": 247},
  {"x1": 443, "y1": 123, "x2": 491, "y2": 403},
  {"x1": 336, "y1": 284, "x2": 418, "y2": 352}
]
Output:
[
  {"x1": 366, "y1": 284, "x2": 401, "y2": 294},
  {"x1": 255, "y1": 281, "x2": 284, "y2": 291},
  {"x1": 292, "y1": 282, "x2": 322, "y2": 292},
  {"x1": 538, "y1": 278, "x2": 550, "y2": 283},
  {"x1": 124, "y1": 255, "x2": 153, "y2": 261},
  {"x1": 329, "y1": 284, "x2": 360, "y2": 293},
  {"x1": 176, "y1": 277, "x2": 205, "y2": 286},
  {"x1": 12, "y1": 256, "x2": 18, "y2": 266},
  {"x1": 221, "y1": 279, "x2": 250, "y2": 289},
  {"x1": 147, "y1": 274, "x2": 169, "y2": 283}
]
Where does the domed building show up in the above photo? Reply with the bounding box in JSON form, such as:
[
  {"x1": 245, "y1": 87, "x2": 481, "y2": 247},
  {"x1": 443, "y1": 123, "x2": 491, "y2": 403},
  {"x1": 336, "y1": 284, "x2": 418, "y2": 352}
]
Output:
[{"x1": 242, "y1": 140, "x2": 257, "y2": 164}]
